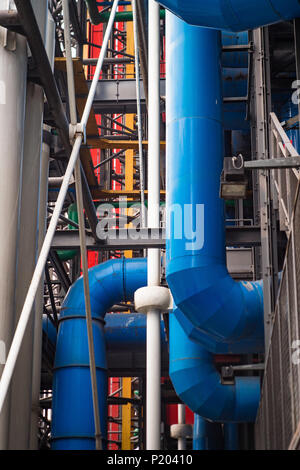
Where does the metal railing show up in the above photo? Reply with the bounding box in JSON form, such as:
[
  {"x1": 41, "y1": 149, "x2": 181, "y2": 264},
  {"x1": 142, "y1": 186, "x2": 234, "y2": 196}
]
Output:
[
  {"x1": 255, "y1": 112, "x2": 300, "y2": 449},
  {"x1": 270, "y1": 112, "x2": 300, "y2": 234}
]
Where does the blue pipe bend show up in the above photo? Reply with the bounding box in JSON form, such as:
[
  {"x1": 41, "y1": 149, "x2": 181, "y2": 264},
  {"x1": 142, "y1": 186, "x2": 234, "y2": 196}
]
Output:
[
  {"x1": 169, "y1": 315, "x2": 260, "y2": 423},
  {"x1": 158, "y1": 0, "x2": 300, "y2": 32},
  {"x1": 51, "y1": 258, "x2": 147, "y2": 450}
]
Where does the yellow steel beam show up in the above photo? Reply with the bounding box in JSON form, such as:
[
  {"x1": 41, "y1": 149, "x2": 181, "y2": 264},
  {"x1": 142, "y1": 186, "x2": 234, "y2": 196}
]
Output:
[
  {"x1": 85, "y1": 138, "x2": 166, "y2": 150},
  {"x1": 122, "y1": 378, "x2": 133, "y2": 450},
  {"x1": 91, "y1": 189, "x2": 166, "y2": 200}
]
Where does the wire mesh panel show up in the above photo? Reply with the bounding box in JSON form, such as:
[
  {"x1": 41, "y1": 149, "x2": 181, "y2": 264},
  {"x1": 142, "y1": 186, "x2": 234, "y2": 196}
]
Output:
[{"x1": 255, "y1": 114, "x2": 300, "y2": 449}]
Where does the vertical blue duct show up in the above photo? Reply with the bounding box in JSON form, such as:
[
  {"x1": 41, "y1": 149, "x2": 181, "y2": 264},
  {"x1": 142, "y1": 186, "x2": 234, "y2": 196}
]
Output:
[
  {"x1": 166, "y1": 12, "x2": 264, "y2": 348},
  {"x1": 224, "y1": 423, "x2": 239, "y2": 450},
  {"x1": 169, "y1": 315, "x2": 260, "y2": 423},
  {"x1": 156, "y1": 0, "x2": 300, "y2": 32},
  {"x1": 193, "y1": 415, "x2": 224, "y2": 450},
  {"x1": 51, "y1": 258, "x2": 147, "y2": 450},
  {"x1": 193, "y1": 415, "x2": 209, "y2": 450}
]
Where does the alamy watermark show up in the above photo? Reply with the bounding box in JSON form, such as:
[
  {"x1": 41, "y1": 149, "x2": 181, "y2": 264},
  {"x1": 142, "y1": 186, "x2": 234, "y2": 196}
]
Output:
[{"x1": 96, "y1": 202, "x2": 205, "y2": 251}]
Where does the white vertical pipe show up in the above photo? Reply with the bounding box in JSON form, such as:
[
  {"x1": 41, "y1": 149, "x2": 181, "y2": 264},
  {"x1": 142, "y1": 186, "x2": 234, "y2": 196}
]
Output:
[
  {"x1": 132, "y1": 0, "x2": 146, "y2": 226},
  {"x1": 177, "y1": 405, "x2": 186, "y2": 450},
  {"x1": 0, "y1": 0, "x2": 27, "y2": 449},
  {"x1": 146, "y1": 0, "x2": 161, "y2": 450},
  {"x1": 8, "y1": 0, "x2": 48, "y2": 449},
  {"x1": 30, "y1": 11, "x2": 55, "y2": 449}
]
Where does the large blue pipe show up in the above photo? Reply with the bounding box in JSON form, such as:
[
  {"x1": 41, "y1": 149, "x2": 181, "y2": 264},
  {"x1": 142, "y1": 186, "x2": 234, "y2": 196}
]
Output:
[
  {"x1": 51, "y1": 258, "x2": 260, "y2": 446},
  {"x1": 166, "y1": 13, "x2": 264, "y2": 348},
  {"x1": 51, "y1": 258, "x2": 147, "y2": 450},
  {"x1": 169, "y1": 315, "x2": 260, "y2": 422},
  {"x1": 157, "y1": 0, "x2": 300, "y2": 32}
]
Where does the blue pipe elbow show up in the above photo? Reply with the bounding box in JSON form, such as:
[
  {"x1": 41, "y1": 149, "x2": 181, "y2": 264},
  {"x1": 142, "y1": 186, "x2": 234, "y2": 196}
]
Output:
[
  {"x1": 166, "y1": 13, "x2": 264, "y2": 347},
  {"x1": 51, "y1": 258, "x2": 147, "y2": 450},
  {"x1": 169, "y1": 315, "x2": 260, "y2": 423},
  {"x1": 158, "y1": 0, "x2": 300, "y2": 32},
  {"x1": 174, "y1": 302, "x2": 264, "y2": 355}
]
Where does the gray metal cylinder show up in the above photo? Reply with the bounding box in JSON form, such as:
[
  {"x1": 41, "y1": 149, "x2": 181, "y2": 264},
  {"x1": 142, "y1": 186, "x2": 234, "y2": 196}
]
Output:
[
  {"x1": 8, "y1": 0, "x2": 48, "y2": 450},
  {"x1": 0, "y1": 0, "x2": 27, "y2": 449},
  {"x1": 30, "y1": 9, "x2": 55, "y2": 450}
]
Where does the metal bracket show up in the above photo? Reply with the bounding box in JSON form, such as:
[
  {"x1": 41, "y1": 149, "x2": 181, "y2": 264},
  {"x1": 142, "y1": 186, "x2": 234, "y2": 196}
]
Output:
[
  {"x1": 221, "y1": 366, "x2": 235, "y2": 385},
  {"x1": 244, "y1": 157, "x2": 300, "y2": 170},
  {"x1": 69, "y1": 122, "x2": 86, "y2": 145}
]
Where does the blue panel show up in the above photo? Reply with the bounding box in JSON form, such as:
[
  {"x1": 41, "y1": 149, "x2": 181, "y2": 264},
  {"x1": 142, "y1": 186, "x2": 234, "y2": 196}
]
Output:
[{"x1": 222, "y1": 31, "x2": 248, "y2": 68}]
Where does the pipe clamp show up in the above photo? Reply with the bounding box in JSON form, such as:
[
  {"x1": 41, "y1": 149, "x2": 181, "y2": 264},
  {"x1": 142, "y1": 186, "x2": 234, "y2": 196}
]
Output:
[
  {"x1": 134, "y1": 286, "x2": 173, "y2": 314},
  {"x1": 170, "y1": 424, "x2": 193, "y2": 440},
  {"x1": 69, "y1": 123, "x2": 86, "y2": 145}
]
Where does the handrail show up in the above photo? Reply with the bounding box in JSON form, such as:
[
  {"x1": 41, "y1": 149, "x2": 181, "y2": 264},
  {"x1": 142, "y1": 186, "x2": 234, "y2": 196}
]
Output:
[
  {"x1": 269, "y1": 111, "x2": 300, "y2": 233},
  {"x1": 0, "y1": 0, "x2": 120, "y2": 417},
  {"x1": 256, "y1": 112, "x2": 300, "y2": 449}
]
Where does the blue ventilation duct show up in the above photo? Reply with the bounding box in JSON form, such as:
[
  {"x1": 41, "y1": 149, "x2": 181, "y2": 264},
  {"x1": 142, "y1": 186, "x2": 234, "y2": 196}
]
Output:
[
  {"x1": 157, "y1": 0, "x2": 300, "y2": 32},
  {"x1": 193, "y1": 415, "x2": 224, "y2": 450},
  {"x1": 169, "y1": 315, "x2": 260, "y2": 422},
  {"x1": 173, "y1": 305, "x2": 264, "y2": 354},
  {"x1": 166, "y1": 12, "x2": 264, "y2": 348},
  {"x1": 43, "y1": 313, "x2": 167, "y2": 353},
  {"x1": 51, "y1": 258, "x2": 147, "y2": 450}
]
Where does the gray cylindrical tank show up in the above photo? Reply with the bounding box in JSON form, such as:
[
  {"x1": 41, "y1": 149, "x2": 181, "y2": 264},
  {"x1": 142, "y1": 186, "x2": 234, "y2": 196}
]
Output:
[
  {"x1": 0, "y1": 0, "x2": 28, "y2": 449},
  {"x1": 8, "y1": 0, "x2": 48, "y2": 450}
]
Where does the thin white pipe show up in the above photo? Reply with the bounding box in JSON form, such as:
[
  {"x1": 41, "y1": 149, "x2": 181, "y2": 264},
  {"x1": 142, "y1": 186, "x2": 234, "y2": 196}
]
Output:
[
  {"x1": 146, "y1": 0, "x2": 161, "y2": 450},
  {"x1": 178, "y1": 405, "x2": 186, "y2": 450},
  {"x1": 0, "y1": 0, "x2": 119, "y2": 416},
  {"x1": 62, "y1": 0, "x2": 103, "y2": 450},
  {"x1": 132, "y1": 0, "x2": 146, "y2": 227}
]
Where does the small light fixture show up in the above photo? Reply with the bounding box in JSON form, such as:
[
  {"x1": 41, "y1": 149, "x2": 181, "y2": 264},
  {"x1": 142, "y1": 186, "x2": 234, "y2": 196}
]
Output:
[
  {"x1": 220, "y1": 155, "x2": 248, "y2": 200},
  {"x1": 220, "y1": 181, "x2": 248, "y2": 200}
]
